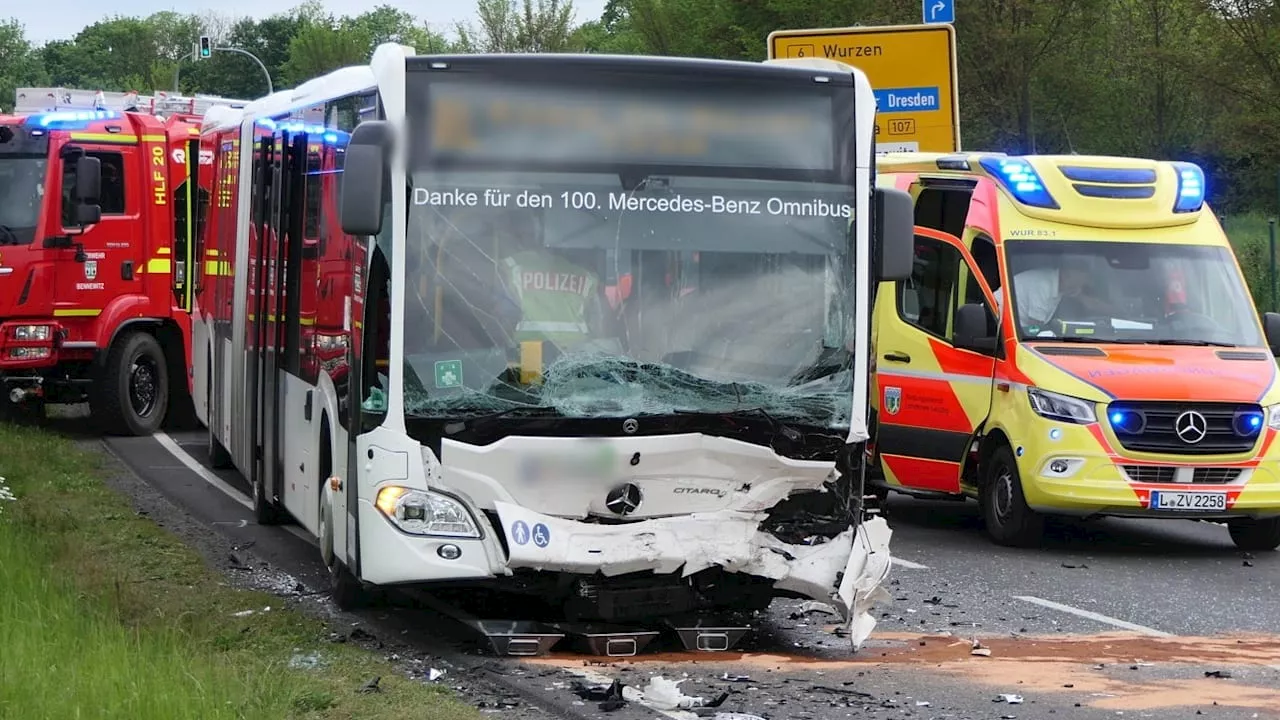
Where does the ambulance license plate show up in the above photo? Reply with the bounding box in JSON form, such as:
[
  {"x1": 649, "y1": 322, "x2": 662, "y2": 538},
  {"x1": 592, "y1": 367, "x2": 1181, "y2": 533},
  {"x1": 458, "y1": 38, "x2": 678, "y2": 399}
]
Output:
[{"x1": 1149, "y1": 490, "x2": 1227, "y2": 511}]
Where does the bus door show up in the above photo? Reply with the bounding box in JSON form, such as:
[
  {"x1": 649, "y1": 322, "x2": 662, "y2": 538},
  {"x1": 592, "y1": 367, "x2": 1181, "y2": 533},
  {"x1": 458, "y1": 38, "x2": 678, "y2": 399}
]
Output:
[{"x1": 872, "y1": 228, "x2": 1000, "y2": 495}]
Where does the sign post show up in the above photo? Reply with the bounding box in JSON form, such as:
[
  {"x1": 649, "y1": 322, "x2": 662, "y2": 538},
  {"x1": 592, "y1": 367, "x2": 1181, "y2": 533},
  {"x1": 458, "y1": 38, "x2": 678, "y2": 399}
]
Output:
[
  {"x1": 767, "y1": 24, "x2": 960, "y2": 153},
  {"x1": 923, "y1": 0, "x2": 955, "y2": 25}
]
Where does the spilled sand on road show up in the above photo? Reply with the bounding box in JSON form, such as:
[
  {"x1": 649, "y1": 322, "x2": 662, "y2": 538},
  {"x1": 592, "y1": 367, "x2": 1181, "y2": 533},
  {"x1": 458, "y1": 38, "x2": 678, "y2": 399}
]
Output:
[{"x1": 524, "y1": 631, "x2": 1280, "y2": 713}]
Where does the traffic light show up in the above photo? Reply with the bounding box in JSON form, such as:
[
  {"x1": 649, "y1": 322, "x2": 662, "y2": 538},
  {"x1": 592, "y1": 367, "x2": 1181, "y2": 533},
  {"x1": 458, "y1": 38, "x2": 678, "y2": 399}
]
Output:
[{"x1": 198, "y1": 36, "x2": 212, "y2": 59}]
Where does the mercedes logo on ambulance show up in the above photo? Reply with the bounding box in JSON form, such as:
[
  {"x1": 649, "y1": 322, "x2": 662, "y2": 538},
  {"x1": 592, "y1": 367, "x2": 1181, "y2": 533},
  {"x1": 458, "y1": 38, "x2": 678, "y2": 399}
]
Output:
[
  {"x1": 605, "y1": 483, "x2": 643, "y2": 515},
  {"x1": 1175, "y1": 410, "x2": 1208, "y2": 444}
]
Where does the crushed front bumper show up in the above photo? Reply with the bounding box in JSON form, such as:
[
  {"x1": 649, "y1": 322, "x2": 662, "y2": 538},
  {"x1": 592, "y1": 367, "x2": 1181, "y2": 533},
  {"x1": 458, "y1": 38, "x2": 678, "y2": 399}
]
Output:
[{"x1": 494, "y1": 501, "x2": 894, "y2": 648}]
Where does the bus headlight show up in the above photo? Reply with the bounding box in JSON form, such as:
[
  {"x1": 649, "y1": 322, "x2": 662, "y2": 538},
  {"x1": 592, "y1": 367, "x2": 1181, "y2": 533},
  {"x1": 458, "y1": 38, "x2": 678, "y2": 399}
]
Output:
[{"x1": 374, "y1": 486, "x2": 481, "y2": 538}]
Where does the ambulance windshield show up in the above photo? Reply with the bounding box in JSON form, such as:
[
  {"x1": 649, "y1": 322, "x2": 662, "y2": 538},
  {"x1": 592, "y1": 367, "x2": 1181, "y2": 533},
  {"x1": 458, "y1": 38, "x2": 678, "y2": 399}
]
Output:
[
  {"x1": 399, "y1": 171, "x2": 857, "y2": 428},
  {"x1": 1001, "y1": 240, "x2": 1262, "y2": 347},
  {"x1": 0, "y1": 156, "x2": 46, "y2": 245}
]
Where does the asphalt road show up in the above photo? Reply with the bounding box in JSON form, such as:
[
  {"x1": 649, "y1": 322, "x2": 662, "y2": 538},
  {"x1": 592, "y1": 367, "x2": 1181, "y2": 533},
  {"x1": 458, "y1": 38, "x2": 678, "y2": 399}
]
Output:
[{"x1": 95, "y1": 427, "x2": 1280, "y2": 720}]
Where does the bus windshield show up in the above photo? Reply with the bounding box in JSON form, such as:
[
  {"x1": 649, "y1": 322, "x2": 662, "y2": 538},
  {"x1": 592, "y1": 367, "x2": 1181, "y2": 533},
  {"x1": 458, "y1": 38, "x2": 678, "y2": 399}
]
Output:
[
  {"x1": 399, "y1": 66, "x2": 861, "y2": 428},
  {"x1": 1001, "y1": 239, "x2": 1263, "y2": 347}
]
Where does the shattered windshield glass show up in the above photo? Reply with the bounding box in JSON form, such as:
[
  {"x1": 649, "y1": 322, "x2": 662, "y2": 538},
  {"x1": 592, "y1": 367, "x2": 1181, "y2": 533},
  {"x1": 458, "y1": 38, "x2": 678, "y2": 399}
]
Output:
[
  {"x1": 0, "y1": 156, "x2": 46, "y2": 245},
  {"x1": 400, "y1": 171, "x2": 856, "y2": 427},
  {"x1": 392, "y1": 64, "x2": 861, "y2": 429}
]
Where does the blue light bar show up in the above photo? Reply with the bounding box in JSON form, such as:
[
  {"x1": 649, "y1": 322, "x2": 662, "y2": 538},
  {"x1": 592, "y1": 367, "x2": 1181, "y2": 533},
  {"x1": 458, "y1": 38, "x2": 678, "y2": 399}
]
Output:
[
  {"x1": 978, "y1": 156, "x2": 1059, "y2": 209},
  {"x1": 25, "y1": 110, "x2": 119, "y2": 130},
  {"x1": 257, "y1": 117, "x2": 348, "y2": 146},
  {"x1": 1170, "y1": 161, "x2": 1205, "y2": 213}
]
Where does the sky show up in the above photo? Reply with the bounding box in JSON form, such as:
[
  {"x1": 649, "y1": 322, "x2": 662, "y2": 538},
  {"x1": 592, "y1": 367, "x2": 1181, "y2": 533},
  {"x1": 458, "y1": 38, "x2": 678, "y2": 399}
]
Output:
[{"x1": 13, "y1": 0, "x2": 610, "y2": 45}]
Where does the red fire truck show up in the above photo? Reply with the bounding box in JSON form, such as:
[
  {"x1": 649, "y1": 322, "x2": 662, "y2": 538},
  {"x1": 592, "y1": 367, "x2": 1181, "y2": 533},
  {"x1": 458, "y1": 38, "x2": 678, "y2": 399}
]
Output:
[{"x1": 0, "y1": 87, "x2": 250, "y2": 434}]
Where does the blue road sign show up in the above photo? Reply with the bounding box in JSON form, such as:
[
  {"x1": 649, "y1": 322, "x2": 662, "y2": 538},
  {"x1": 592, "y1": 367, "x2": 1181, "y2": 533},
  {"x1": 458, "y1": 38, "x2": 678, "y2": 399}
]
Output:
[{"x1": 923, "y1": 0, "x2": 955, "y2": 24}]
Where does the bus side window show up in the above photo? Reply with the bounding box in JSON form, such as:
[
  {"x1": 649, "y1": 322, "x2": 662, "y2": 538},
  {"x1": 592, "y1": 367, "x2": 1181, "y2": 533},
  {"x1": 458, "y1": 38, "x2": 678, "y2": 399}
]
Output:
[{"x1": 360, "y1": 247, "x2": 392, "y2": 420}]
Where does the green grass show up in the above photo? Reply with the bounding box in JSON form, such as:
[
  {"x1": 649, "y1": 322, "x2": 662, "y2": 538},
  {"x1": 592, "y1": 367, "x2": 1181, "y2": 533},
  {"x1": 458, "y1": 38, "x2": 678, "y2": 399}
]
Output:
[
  {"x1": 1223, "y1": 211, "x2": 1279, "y2": 313},
  {"x1": 0, "y1": 423, "x2": 479, "y2": 720}
]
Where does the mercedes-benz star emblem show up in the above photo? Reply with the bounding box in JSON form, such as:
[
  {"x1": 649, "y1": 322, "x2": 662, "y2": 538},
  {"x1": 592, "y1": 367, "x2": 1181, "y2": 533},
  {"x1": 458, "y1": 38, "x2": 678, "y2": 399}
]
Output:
[
  {"x1": 622, "y1": 418, "x2": 639, "y2": 435},
  {"x1": 1175, "y1": 410, "x2": 1208, "y2": 444},
  {"x1": 605, "y1": 483, "x2": 643, "y2": 515}
]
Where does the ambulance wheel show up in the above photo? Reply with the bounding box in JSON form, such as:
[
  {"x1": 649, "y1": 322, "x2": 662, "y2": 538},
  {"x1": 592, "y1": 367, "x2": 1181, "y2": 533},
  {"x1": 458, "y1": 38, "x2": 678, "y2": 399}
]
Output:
[
  {"x1": 1227, "y1": 517, "x2": 1280, "y2": 552},
  {"x1": 980, "y1": 445, "x2": 1044, "y2": 548},
  {"x1": 92, "y1": 331, "x2": 169, "y2": 437}
]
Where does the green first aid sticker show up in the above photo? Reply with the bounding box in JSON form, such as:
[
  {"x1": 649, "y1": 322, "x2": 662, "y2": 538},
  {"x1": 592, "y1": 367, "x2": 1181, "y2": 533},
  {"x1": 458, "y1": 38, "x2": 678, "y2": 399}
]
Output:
[{"x1": 434, "y1": 359, "x2": 463, "y2": 389}]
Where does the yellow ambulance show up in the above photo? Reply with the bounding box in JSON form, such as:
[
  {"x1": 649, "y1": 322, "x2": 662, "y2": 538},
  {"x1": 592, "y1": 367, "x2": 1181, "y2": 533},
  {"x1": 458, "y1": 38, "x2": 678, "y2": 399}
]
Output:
[{"x1": 870, "y1": 151, "x2": 1280, "y2": 551}]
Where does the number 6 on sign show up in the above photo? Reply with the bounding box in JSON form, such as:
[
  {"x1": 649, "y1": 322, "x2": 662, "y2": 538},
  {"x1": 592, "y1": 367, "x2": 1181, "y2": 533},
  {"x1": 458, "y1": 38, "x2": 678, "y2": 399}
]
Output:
[{"x1": 787, "y1": 44, "x2": 815, "y2": 58}]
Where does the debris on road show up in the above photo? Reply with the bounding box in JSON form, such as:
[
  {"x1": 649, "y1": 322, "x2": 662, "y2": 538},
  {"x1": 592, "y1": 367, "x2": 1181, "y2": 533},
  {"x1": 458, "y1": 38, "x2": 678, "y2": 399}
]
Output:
[
  {"x1": 995, "y1": 693, "x2": 1024, "y2": 704},
  {"x1": 643, "y1": 676, "x2": 706, "y2": 710},
  {"x1": 1204, "y1": 670, "x2": 1233, "y2": 679},
  {"x1": 971, "y1": 639, "x2": 992, "y2": 657}
]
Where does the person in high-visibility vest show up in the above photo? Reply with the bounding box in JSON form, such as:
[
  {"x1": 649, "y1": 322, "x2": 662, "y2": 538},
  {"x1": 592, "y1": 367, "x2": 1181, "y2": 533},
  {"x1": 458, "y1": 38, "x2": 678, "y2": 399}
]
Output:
[{"x1": 492, "y1": 209, "x2": 616, "y2": 354}]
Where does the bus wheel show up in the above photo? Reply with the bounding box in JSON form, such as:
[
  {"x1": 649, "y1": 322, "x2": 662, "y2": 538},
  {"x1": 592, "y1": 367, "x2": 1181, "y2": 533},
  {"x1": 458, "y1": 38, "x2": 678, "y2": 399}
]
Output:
[
  {"x1": 206, "y1": 360, "x2": 233, "y2": 469},
  {"x1": 252, "y1": 473, "x2": 286, "y2": 525},
  {"x1": 92, "y1": 331, "x2": 169, "y2": 437},
  {"x1": 979, "y1": 445, "x2": 1044, "y2": 548},
  {"x1": 1227, "y1": 517, "x2": 1280, "y2": 552},
  {"x1": 319, "y1": 490, "x2": 369, "y2": 610}
]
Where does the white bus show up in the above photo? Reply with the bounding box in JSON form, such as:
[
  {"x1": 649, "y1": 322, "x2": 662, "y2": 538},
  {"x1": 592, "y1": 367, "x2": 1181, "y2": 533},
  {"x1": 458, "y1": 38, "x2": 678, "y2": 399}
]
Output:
[{"x1": 193, "y1": 44, "x2": 913, "y2": 643}]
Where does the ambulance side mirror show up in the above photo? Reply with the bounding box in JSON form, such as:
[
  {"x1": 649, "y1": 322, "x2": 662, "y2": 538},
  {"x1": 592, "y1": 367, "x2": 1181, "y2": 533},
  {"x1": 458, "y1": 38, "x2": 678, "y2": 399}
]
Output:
[
  {"x1": 1262, "y1": 312, "x2": 1280, "y2": 355},
  {"x1": 73, "y1": 155, "x2": 102, "y2": 226},
  {"x1": 875, "y1": 187, "x2": 913, "y2": 281},
  {"x1": 340, "y1": 120, "x2": 392, "y2": 237},
  {"x1": 954, "y1": 303, "x2": 998, "y2": 354}
]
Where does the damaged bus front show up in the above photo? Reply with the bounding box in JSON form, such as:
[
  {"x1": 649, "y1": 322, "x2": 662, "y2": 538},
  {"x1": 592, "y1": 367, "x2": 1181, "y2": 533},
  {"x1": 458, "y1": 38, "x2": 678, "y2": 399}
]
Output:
[{"x1": 329, "y1": 47, "x2": 913, "y2": 644}]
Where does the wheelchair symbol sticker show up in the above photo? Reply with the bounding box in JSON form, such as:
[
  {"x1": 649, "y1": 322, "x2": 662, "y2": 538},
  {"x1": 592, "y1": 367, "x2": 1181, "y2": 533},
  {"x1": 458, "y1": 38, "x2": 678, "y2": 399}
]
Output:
[
  {"x1": 510, "y1": 520, "x2": 530, "y2": 546},
  {"x1": 532, "y1": 523, "x2": 550, "y2": 548}
]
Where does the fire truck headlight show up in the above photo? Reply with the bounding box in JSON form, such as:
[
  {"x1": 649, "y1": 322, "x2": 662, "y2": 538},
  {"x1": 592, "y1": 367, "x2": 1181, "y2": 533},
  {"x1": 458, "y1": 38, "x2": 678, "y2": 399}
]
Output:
[
  {"x1": 12, "y1": 324, "x2": 52, "y2": 342},
  {"x1": 374, "y1": 486, "x2": 481, "y2": 538}
]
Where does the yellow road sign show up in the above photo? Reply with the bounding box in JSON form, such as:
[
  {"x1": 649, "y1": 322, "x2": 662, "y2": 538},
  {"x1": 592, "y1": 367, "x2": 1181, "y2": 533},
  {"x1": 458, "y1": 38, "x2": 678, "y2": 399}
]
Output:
[{"x1": 767, "y1": 24, "x2": 960, "y2": 153}]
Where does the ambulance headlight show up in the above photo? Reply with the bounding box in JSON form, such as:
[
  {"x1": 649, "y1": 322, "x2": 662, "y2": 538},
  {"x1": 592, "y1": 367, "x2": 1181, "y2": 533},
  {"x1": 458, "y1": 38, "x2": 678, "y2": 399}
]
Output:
[
  {"x1": 1028, "y1": 388, "x2": 1097, "y2": 424},
  {"x1": 374, "y1": 486, "x2": 481, "y2": 538},
  {"x1": 1266, "y1": 405, "x2": 1280, "y2": 431}
]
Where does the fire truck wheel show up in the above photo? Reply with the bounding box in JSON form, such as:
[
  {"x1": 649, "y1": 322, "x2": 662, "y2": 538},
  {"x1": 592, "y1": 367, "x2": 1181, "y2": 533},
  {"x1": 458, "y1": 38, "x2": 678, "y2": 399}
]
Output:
[
  {"x1": 93, "y1": 331, "x2": 169, "y2": 436},
  {"x1": 979, "y1": 444, "x2": 1045, "y2": 548},
  {"x1": 1227, "y1": 517, "x2": 1280, "y2": 552}
]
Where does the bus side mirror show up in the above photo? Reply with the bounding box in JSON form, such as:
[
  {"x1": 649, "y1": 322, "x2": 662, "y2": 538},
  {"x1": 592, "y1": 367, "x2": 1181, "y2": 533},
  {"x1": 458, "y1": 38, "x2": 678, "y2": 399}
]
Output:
[
  {"x1": 340, "y1": 120, "x2": 392, "y2": 237},
  {"x1": 73, "y1": 155, "x2": 102, "y2": 225},
  {"x1": 875, "y1": 187, "x2": 913, "y2": 281},
  {"x1": 1263, "y1": 312, "x2": 1280, "y2": 355}
]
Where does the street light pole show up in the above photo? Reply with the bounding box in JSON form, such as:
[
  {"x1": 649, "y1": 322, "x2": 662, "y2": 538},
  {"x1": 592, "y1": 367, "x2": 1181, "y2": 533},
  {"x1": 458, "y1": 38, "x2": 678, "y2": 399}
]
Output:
[
  {"x1": 173, "y1": 45, "x2": 274, "y2": 95},
  {"x1": 215, "y1": 47, "x2": 274, "y2": 95}
]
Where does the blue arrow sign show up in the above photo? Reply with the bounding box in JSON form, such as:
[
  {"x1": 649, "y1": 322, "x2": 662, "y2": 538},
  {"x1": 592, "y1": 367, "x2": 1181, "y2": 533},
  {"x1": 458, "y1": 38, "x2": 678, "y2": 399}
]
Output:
[{"x1": 923, "y1": 0, "x2": 955, "y2": 24}]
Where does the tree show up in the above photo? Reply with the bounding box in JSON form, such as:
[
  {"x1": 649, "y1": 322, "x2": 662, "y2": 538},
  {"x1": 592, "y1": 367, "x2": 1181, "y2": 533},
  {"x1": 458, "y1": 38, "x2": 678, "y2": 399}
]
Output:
[
  {"x1": 0, "y1": 20, "x2": 44, "y2": 112},
  {"x1": 455, "y1": 0, "x2": 579, "y2": 53}
]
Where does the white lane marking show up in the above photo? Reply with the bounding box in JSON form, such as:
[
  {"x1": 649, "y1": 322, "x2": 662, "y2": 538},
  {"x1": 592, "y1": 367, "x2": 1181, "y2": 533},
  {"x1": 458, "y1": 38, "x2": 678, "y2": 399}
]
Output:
[
  {"x1": 155, "y1": 431, "x2": 252, "y2": 511},
  {"x1": 892, "y1": 557, "x2": 929, "y2": 570},
  {"x1": 154, "y1": 432, "x2": 318, "y2": 548},
  {"x1": 1013, "y1": 595, "x2": 1173, "y2": 637}
]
